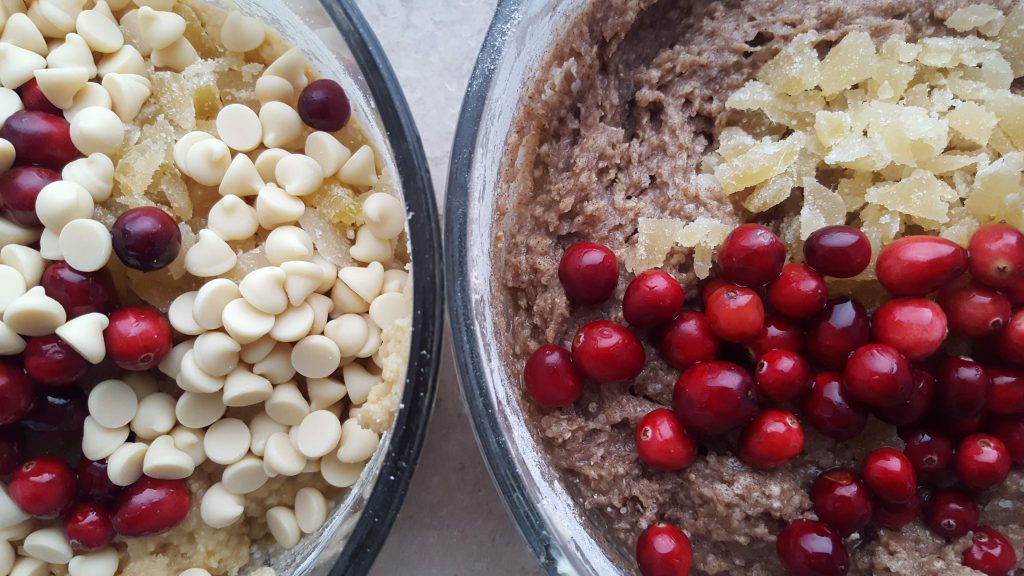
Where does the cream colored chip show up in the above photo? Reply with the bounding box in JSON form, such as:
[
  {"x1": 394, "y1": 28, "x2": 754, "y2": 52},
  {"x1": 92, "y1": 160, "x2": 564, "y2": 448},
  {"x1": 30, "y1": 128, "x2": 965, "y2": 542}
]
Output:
[
  {"x1": 45, "y1": 34, "x2": 95, "y2": 77},
  {"x1": 216, "y1": 103, "x2": 262, "y2": 152},
  {"x1": 254, "y1": 75, "x2": 294, "y2": 108},
  {"x1": 28, "y1": 0, "x2": 79, "y2": 39},
  {"x1": 133, "y1": 0, "x2": 175, "y2": 10},
  {"x1": 252, "y1": 342, "x2": 295, "y2": 384},
  {"x1": 2, "y1": 13, "x2": 47, "y2": 56},
  {"x1": 294, "y1": 487, "x2": 328, "y2": 534},
  {"x1": 263, "y1": 433, "x2": 305, "y2": 477},
  {"x1": 102, "y1": 72, "x2": 151, "y2": 122},
  {"x1": 356, "y1": 317, "x2": 381, "y2": 358},
  {"x1": 107, "y1": 442, "x2": 147, "y2": 486},
  {"x1": 255, "y1": 184, "x2": 305, "y2": 229},
  {"x1": 88, "y1": 379, "x2": 136, "y2": 428},
  {"x1": 0, "y1": 42, "x2": 47, "y2": 89},
  {"x1": 176, "y1": 350, "x2": 226, "y2": 393},
  {"x1": 173, "y1": 130, "x2": 214, "y2": 175},
  {"x1": 185, "y1": 229, "x2": 237, "y2": 277},
  {"x1": 362, "y1": 193, "x2": 405, "y2": 240},
  {"x1": 185, "y1": 138, "x2": 232, "y2": 186},
  {"x1": 175, "y1": 391, "x2": 226, "y2": 429},
  {"x1": 35, "y1": 180, "x2": 94, "y2": 232},
  {"x1": 320, "y1": 454, "x2": 363, "y2": 488},
  {"x1": 330, "y1": 277, "x2": 370, "y2": 315},
  {"x1": 264, "y1": 47, "x2": 308, "y2": 91},
  {"x1": 382, "y1": 269, "x2": 409, "y2": 294},
  {"x1": 81, "y1": 416, "x2": 129, "y2": 460},
  {"x1": 208, "y1": 195, "x2": 259, "y2": 243},
  {"x1": 131, "y1": 392, "x2": 176, "y2": 440},
  {"x1": 281, "y1": 260, "x2": 323, "y2": 306},
  {"x1": 23, "y1": 527, "x2": 72, "y2": 565},
  {"x1": 0, "y1": 217, "x2": 42, "y2": 249},
  {"x1": 264, "y1": 225, "x2": 314, "y2": 265},
  {"x1": 33, "y1": 66, "x2": 89, "y2": 109},
  {"x1": 306, "y1": 377, "x2": 346, "y2": 410},
  {"x1": 200, "y1": 482, "x2": 245, "y2": 529},
  {"x1": 295, "y1": 410, "x2": 341, "y2": 459},
  {"x1": 338, "y1": 145, "x2": 378, "y2": 187},
  {"x1": 0, "y1": 322, "x2": 25, "y2": 356},
  {"x1": 4, "y1": 286, "x2": 65, "y2": 336},
  {"x1": 97, "y1": 44, "x2": 147, "y2": 77},
  {"x1": 118, "y1": 9, "x2": 150, "y2": 56},
  {"x1": 135, "y1": 6, "x2": 184, "y2": 50},
  {"x1": 222, "y1": 455, "x2": 268, "y2": 495},
  {"x1": 369, "y1": 292, "x2": 409, "y2": 330},
  {"x1": 0, "y1": 540, "x2": 11, "y2": 576},
  {"x1": 142, "y1": 435, "x2": 195, "y2": 480},
  {"x1": 0, "y1": 138, "x2": 13, "y2": 173},
  {"x1": 222, "y1": 366, "x2": 272, "y2": 407},
  {"x1": 60, "y1": 219, "x2": 112, "y2": 272},
  {"x1": 305, "y1": 132, "x2": 351, "y2": 177},
  {"x1": 64, "y1": 82, "x2": 112, "y2": 122},
  {"x1": 342, "y1": 362, "x2": 380, "y2": 405},
  {"x1": 324, "y1": 314, "x2": 369, "y2": 358},
  {"x1": 259, "y1": 101, "x2": 303, "y2": 149},
  {"x1": 0, "y1": 88, "x2": 23, "y2": 126},
  {"x1": 337, "y1": 418, "x2": 379, "y2": 463},
  {"x1": 239, "y1": 334, "x2": 275, "y2": 364},
  {"x1": 221, "y1": 297, "x2": 274, "y2": 344},
  {"x1": 337, "y1": 262, "x2": 384, "y2": 304},
  {"x1": 266, "y1": 506, "x2": 301, "y2": 549},
  {"x1": 239, "y1": 265, "x2": 288, "y2": 315},
  {"x1": 169, "y1": 426, "x2": 206, "y2": 466},
  {"x1": 0, "y1": 519, "x2": 33, "y2": 542},
  {"x1": 68, "y1": 548, "x2": 118, "y2": 576},
  {"x1": 158, "y1": 339, "x2": 193, "y2": 379},
  {"x1": 70, "y1": 106, "x2": 124, "y2": 155},
  {"x1": 55, "y1": 312, "x2": 109, "y2": 363},
  {"x1": 193, "y1": 278, "x2": 240, "y2": 330},
  {"x1": 168, "y1": 291, "x2": 202, "y2": 335},
  {"x1": 192, "y1": 331, "x2": 241, "y2": 377},
  {"x1": 62, "y1": 153, "x2": 115, "y2": 202},
  {"x1": 218, "y1": 153, "x2": 264, "y2": 197},
  {"x1": 0, "y1": 265, "x2": 26, "y2": 315},
  {"x1": 38, "y1": 227, "x2": 61, "y2": 260},
  {"x1": 271, "y1": 303, "x2": 314, "y2": 343},
  {"x1": 203, "y1": 418, "x2": 250, "y2": 465},
  {"x1": 349, "y1": 226, "x2": 393, "y2": 264},
  {"x1": 10, "y1": 557, "x2": 49, "y2": 576},
  {"x1": 0, "y1": 485, "x2": 29, "y2": 530},
  {"x1": 249, "y1": 412, "x2": 287, "y2": 457},
  {"x1": 254, "y1": 148, "x2": 288, "y2": 181},
  {"x1": 219, "y1": 11, "x2": 265, "y2": 53},
  {"x1": 150, "y1": 36, "x2": 198, "y2": 72},
  {"x1": 308, "y1": 293, "x2": 333, "y2": 334},
  {"x1": 264, "y1": 381, "x2": 309, "y2": 426},
  {"x1": 76, "y1": 6, "x2": 123, "y2": 53},
  {"x1": 292, "y1": 334, "x2": 341, "y2": 379},
  {"x1": 275, "y1": 154, "x2": 323, "y2": 197}
]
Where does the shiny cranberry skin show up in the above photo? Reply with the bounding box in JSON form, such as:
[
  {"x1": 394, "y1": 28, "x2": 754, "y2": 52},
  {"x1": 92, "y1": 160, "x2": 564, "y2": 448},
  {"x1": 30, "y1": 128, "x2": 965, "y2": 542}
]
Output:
[
  {"x1": 0, "y1": 362, "x2": 34, "y2": 426},
  {"x1": 23, "y1": 335, "x2": 89, "y2": 387},
  {"x1": 862, "y1": 447, "x2": 917, "y2": 504},
  {"x1": 996, "y1": 309, "x2": 1024, "y2": 365},
  {"x1": 104, "y1": 307, "x2": 173, "y2": 371},
  {"x1": 963, "y1": 527, "x2": 1018, "y2": 576},
  {"x1": 805, "y1": 298, "x2": 870, "y2": 370},
  {"x1": 717, "y1": 224, "x2": 785, "y2": 287},
  {"x1": 571, "y1": 321, "x2": 644, "y2": 383},
  {"x1": 876, "y1": 236, "x2": 968, "y2": 296},
  {"x1": 623, "y1": 270, "x2": 684, "y2": 329},
  {"x1": 924, "y1": 489, "x2": 978, "y2": 540},
  {"x1": 0, "y1": 110, "x2": 77, "y2": 170},
  {"x1": 64, "y1": 502, "x2": 114, "y2": 552},
  {"x1": 811, "y1": 469, "x2": 873, "y2": 536},
  {"x1": 935, "y1": 357, "x2": 989, "y2": 420},
  {"x1": 111, "y1": 207, "x2": 181, "y2": 272},
  {"x1": 705, "y1": 285, "x2": 764, "y2": 343},
  {"x1": 40, "y1": 262, "x2": 119, "y2": 319},
  {"x1": 635, "y1": 409, "x2": 697, "y2": 471},
  {"x1": 767, "y1": 263, "x2": 827, "y2": 319},
  {"x1": 969, "y1": 224, "x2": 1024, "y2": 289},
  {"x1": 0, "y1": 427, "x2": 22, "y2": 475},
  {"x1": 802, "y1": 372, "x2": 868, "y2": 441},
  {"x1": 940, "y1": 284, "x2": 1012, "y2": 337},
  {"x1": 871, "y1": 299, "x2": 947, "y2": 360},
  {"x1": 902, "y1": 428, "x2": 954, "y2": 476},
  {"x1": 0, "y1": 166, "x2": 59, "y2": 228},
  {"x1": 77, "y1": 459, "x2": 122, "y2": 503},
  {"x1": 635, "y1": 523, "x2": 692, "y2": 576},
  {"x1": 776, "y1": 519, "x2": 849, "y2": 576},
  {"x1": 1006, "y1": 276, "x2": 1024, "y2": 306},
  {"x1": 673, "y1": 360, "x2": 758, "y2": 435},
  {"x1": 558, "y1": 242, "x2": 618, "y2": 305},
  {"x1": 755, "y1": 349, "x2": 812, "y2": 403},
  {"x1": 17, "y1": 79, "x2": 62, "y2": 115},
  {"x1": 700, "y1": 276, "x2": 730, "y2": 305},
  {"x1": 804, "y1": 225, "x2": 871, "y2": 279},
  {"x1": 986, "y1": 367, "x2": 1024, "y2": 416},
  {"x1": 956, "y1": 434, "x2": 1011, "y2": 492},
  {"x1": 989, "y1": 417, "x2": 1024, "y2": 464},
  {"x1": 874, "y1": 367, "x2": 935, "y2": 426},
  {"x1": 748, "y1": 315, "x2": 804, "y2": 357},
  {"x1": 523, "y1": 345, "x2": 583, "y2": 407},
  {"x1": 738, "y1": 409, "x2": 804, "y2": 469},
  {"x1": 297, "y1": 79, "x2": 351, "y2": 132},
  {"x1": 112, "y1": 477, "x2": 190, "y2": 537},
  {"x1": 8, "y1": 456, "x2": 75, "y2": 518},
  {"x1": 21, "y1": 387, "x2": 87, "y2": 434},
  {"x1": 843, "y1": 344, "x2": 913, "y2": 408},
  {"x1": 873, "y1": 492, "x2": 922, "y2": 530},
  {"x1": 658, "y1": 311, "x2": 720, "y2": 370}
]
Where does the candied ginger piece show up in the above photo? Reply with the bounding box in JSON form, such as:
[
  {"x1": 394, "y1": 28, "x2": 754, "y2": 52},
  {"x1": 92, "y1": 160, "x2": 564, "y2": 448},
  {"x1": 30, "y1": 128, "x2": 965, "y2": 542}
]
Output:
[
  {"x1": 940, "y1": 214, "x2": 981, "y2": 246},
  {"x1": 987, "y1": 92, "x2": 1024, "y2": 149},
  {"x1": 947, "y1": 5, "x2": 1007, "y2": 37},
  {"x1": 919, "y1": 153, "x2": 988, "y2": 175},
  {"x1": 866, "y1": 103, "x2": 949, "y2": 167},
  {"x1": 860, "y1": 204, "x2": 903, "y2": 255},
  {"x1": 175, "y1": 2, "x2": 220, "y2": 59},
  {"x1": 310, "y1": 182, "x2": 360, "y2": 226},
  {"x1": 946, "y1": 101, "x2": 998, "y2": 147},
  {"x1": 799, "y1": 178, "x2": 847, "y2": 239},
  {"x1": 743, "y1": 170, "x2": 795, "y2": 213},
  {"x1": 713, "y1": 132, "x2": 805, "y2": 194},
  {"x1": 824, "y1": 133, "x2": 887, "y2": 172},
  {"x1": 757, "y1": 32, "x2": 821, "y2": 95},
  {"x1": 151, "y1": 72, "x2": 197, "y2": 131},
  {"x1": 157, "y1": 169, "x2": 193, "y2": 222},
  {"x1": 693, "y1": 244, "x2": 714, "y2": 280},
  {"x1": 837, "y1": 172, "x2": 874, "y2": 212},
  {"x1": 998, "y1": 2, "x2": 1024, "y2": 75},
  {"x1": 717, "y1": 128, "x2": 759, "y2": 162},
  {"x1": 881, "y1": 35, "x2": 922, "y2": 63},
  {"x1": 635, "y1": 218, "x2": 686, "y2": 271},
  {"x1": 966, "y1": 153, "x2": 1024, "y2": 221},
  {"x1": 299, "y1": 208, "x2": 354, "y2": 268},
  {"x1": 819, "y1": 31, "x2": 878, "y2": 96},
  {"x1": 815, "y1": 111, "x2": 852, "y2": 148},
  {"x1": 865, "y1": 169, "x2": 956, "y2": 223},
  {"x1": 725, "y1": 81, "x2": 822, "y2": 128},
  {"x1": 115, "y1": 117, "x2": 175, "y2": 199},
  {"x1": 980, "y1": 51, "x2": 1014, "y2": 90},
  {"x1": 867, "y1": 59, "x2": 915, "y2": 101},
  {"x1": 676, "y1": 217, "x2": 730, "y2": 248}
]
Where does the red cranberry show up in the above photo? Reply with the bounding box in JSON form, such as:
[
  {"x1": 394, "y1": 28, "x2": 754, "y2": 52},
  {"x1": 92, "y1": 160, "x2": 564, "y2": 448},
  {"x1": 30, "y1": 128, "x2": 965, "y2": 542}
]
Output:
[
  {"x1": 0, "y1": 110, "x2": 78, "y2": 170},
  {"x1": 0, "y1": 362, "x2": 34, "y2": 426},
  {"x1": 64, "y1": 502, "x2": 114, "y2": 552},
  {"x1": 77, "y1": 459, "x2": 122, "y2": 503},
  {"x1": 1005, "y1": 276, "x2": 1024, "y2": 307},
  {"x1": 635, "y1": 523, "x2": 692, "y2": 576},
  {"x1": 805, "y1": 298, "x2": 870, "y2": 370},
  {"x1": 776, "y1": 519, "x2": 849, "y2": 576},
  {"x1": 962, "y1": 527, "x2": 1018, "y2": 576},
  {"x1": 658, "y1": 311, "x2": 720, "y2": 370},
  {"x1": 635, "y1": 409, "x2": 697, "y2": 471},
  {"x1": 111, "y1": 207, "x2": 181, "y2": 272},
  {"x1": 988, "y1": 417, "x2": 1024, "y2": 464},
  {"x1": 804, "y1": 225, "x2": 871, "y2": 279},
  {"x1": 748, "y1": 315, "x2": 804, "y2": 357},
  {"x1": 871, "y1": 299, "x2": 947, "y2": 360},
  {"x1": 969, "y1": 224, "x2": 1024, "y2": 289},
  {"x1": 940, "y1": 284, "x2": 1012, "y2": 337},
  {"x1": 872, "y1": 492, "x2": 922, "y2": 530},
  {"x1": 20, "y1": 387, "x2": 86, "y2": 434},
  {"x1": 717, "y1": 224, "x2": 785, "y2": 287},
  {"x1": 571, "y1": 321, "x2": 645, "y2": 383},
  {"x1": 924, "y1": 489, "x2": 979, "y2": 540},
  {"x1": 673, "y1": 360, "x2": 758, "y2": 435},
  {"x1": 955, "y1": 434, "x2": 1011, "y2": 492},
  {"x1": 112, "y1": 477, "x2": 190, "y2": 537},
  {"x1": 767, "y1": 263, "x2": 827, "y2": 319},
  {"x1": 0, "y1": 166, "x2": 59, "y2": 228},
  {"x1": 755, "y1": 349, "x2": 812, "y2": 403},
  {"x1": 935, "y1": 357, "x2": 990, "y2": 420},
  {"x1": 862, "y1": 447, "x2": 918, "y2": 504},
  {"x1": 297, "y1": 79, "x2": 351, "y2": 132},
  {"x1": 705, "y1": 285, "x2": 764, "y2": 343},
  {"x1": 523, "y1": 345, "x2": 583, "y2": 407},
  {"x1": 623, "y1": 270, "x2": 684, "y2": 329},
  {"x1": 811, "y1": 469, "x2": 873, "y2": 536},
  {"x1": 902, "y1": 428, "x2": 954, "y2": 476},
  {"x1": 843, "y1": 344, "x2": 913, "y2": 409},
  {"x1": 0, "y1": 428, "x2": 22, "y2": 476},
  {"x1": 944, "y1": 413, "x2": 987, "y2": 440},
  {"x1": 23, "y1": 335, "x2": 89, "y2": 387},
  {"x1": 996, "y1": 309, "x2": 1024, "y2": 365},
  {"x1": 8, "y1": 456, "x2": 75, "y2": 518},
  {"x1": 104, "y1": 307, "x2": 173, "y2": 371},
  {"x1": 17, "y1": 79, "x2": 62, "y2": 116},
  {"x1": 700, "y1": 276, "x2": 730, "y2": 305},
  {"x1": 986, "y1": 367, "x2": 1024, "y2": 416},
  {"x1": 876, "y1": 236, "x2": 968, "y2": 296},
  {"x1": 40, "y1": 262, "x2": 119, "y2": 318},
  {"x1": 558, "y1": 242, "x2": 618, "y2": 305},
  {"x1": 874, "y1": 366, "x2": 935, "y2": 427},
  {"x1": 738, "y1": 409, "x2": 804, "y2": 469},
  {"x1": 802, "y1": 372, "x2": 868, "y2": 441}
]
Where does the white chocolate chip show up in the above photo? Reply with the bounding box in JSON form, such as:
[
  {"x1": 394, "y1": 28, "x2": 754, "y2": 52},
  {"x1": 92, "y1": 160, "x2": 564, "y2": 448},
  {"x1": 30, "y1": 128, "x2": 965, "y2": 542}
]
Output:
[
  {"x1": 338, "y1": 145, "x2": 378, "y2": 187},
  {"x1": 176, "y1": 350, "x2": 226, "y2": 393},
  {"x1": 185, "y1": 229, "x2": 237, "y2": 277},
  {"x1": 311, "y1": 255, "x2": 338, "y2": 293},
  {"x1": 10, "y1": 556, "x2": 49, "y2": 576},
  {"x1": 216, "y1": 103, "x2": 262, "y2": 152},
  {"x1": 150, "y1": 36, "x2": 197, "y2": 71},
  {"x1": 295, "y1": 410, "x2": 341, "y2": 459},
  {"x1": 0, "y1": 539, "x2": 11, "y2": 575},
  {"x1": 264, "y1": 226, "x2": 313, "y2": 265},
  {"x1": 259, "y1": 101, "x2": 303, "y2": 149},
  {"x1": 132, "y1": 0, "x2": 175, "y2": 10},
  {"x1": 203, "y1": 418, "x2": 250, "y2": 465},
  {"x1": 88, "y1": 379, "x2": 136, "y2": 428},
  {"x1": 320, "y1": 454, "x2": 363, "y2": 488},
  {"x1": 55, "y1": 312, "x2": 109, "y2": 363},
  {"x1": 330, "y1": 277, "x2": 369, "y2": 315},
  {"x1": 254, "y1": 74, "x2": 294, "y2": 106},
  {"x1": 76, "y1": 6, "x2": 123, "y2": 53},
  {"x1": 192, "y1": 331, "x2": 240, "y2": 377},
  {"x1": 349, "y1": 226, "x2": 393, "y2": 264},
  {"x1": 131, "y1": 392, "x2": 177, "y2": 440},
  {"x1": 107, "y1": 442, "x2": 147, "y2": 486},
  {"x1": 239, "y1": 334, "x2": 275, "y2": 364},
  {"x1": 275, "y1": 154, "x2": 323, "y2": 197},
  {"x1": 30, "y1": 0, "x2": 79, "y2": 39},
  {"x1": 264, "y1": 381, "x2": 309, "y2": 426},
  {"x1": 308, "y1": 293, "x2": 333, "y2": 334},
  {"x1": 2, "y1": 13, "x2": 47, "y2": 56},
  {"x1": 4, "y1": 286, "x2": 65, "y2": 336},
  {"x1": 35, "y1": 180, "x2": 94, "y2": 232},
  {"x1": 221, "y1": 455, "x2": 268, "y2": 495},
  {"x1": 23, "y1": 526, "x2": 72, "y2": 565},
  {"x1": 185, "y1": 138, "x2": 231, "y2": 186},
  {"x1": 38, "y1": 226, "x2": 62, "y2": 260},
  {"x1": 175, "y1": 391, "x2": 226, "y2": 429},
  {"x1": 278, "y1": 261, "x2": 322, "y2": 307},
  {"x1": 157, "y1": 339, "x2": 193, "y2": 379},
  {"x1": 336, "y1": 418, "x2": 379, "y2": 463},
  {"x1": 362, "y1": 192, "x2": 405, "y2": 240},
  {"x1": 252, "y1": 342, "x2": 295, "y2": 384},
  {"x1": 62, "y1": 153, "x2": 114, "y2": 202},
  {"x1": 64, "y1": 82, "x2": 112, "y2": 122},
  {"x1": 168, "y1": 291, "x2": 202, "y2": 335},
  {"x1": 117, "y1": 9, "x2": 150, "y2": 56},
  {"x1": 193, "y1": 278, "x2": 240, "y2": 331},
  {"x1": 67, "y1": 547, "x2": 118, "y2": 576},
  {"x1": 266, "y1": 506, "x2": 301, "y2": 549},
  {"x1": 222, "y1": 367, "x2": 272, "y2": 407},
  {"x1": 135, "y1": 6, "x2": 184, "y2": 50},
  {"x1": 59, "y1": 219, "x2": 112, "y2": 273},
  {"x1": 173, "y1": 130, "x2": 214, "y2": 175},
  {"x1": 254, "y1": 148, "x2": 288, "y2": 181},
  {"x1": 263, "y1": 433, "x2": 305, "y2": 477},
  {"x1": 369, "y1": 292, "x2": 409, "y2": 330},
  {"x1": 218, "y1": 154, "x2": 264, "y2": 198},
  {"x1": 0, "y1": 485, "x2": 29, "y2": 530},
  {"x1": 264, "y1": 47, "x2": 308, "y2": 91},
  {"x1": 169, "y1": 425, "x2": 206, "y2": 466},
  {"x1": 0, "y1": 322, "x2": 26, "y2": 356},
  {"x1": 239, "y1": 266, "x2": 288, "y2": 315},
  {"x1": 356, "y1": 317, "x2": 381, "y2": 358},
  {"x1": 219, "y1": 11, "x2": 264, "y2": 53},
  {"x1": 305, "y1": 132, "x2": 350, "y2": 177},
  {"x1": 255, "y1": 184, "x2": 305, "y2": 229},
  {"x1": 0, "y1": 217, "x2": 42, "y2": 250},
  {"x1": 324, "y1": 314, "x2": 369, "y2": 358},
  {"x1": 142, "y1": 434, "x2": 195, "y2": 480},
  {"x1": 200, "y1": 482, "x2": 244, "y2": 529},
  {"x1": 249, "y1": 413, "x2": 287, "y2": 457},
  {"x1": 81, "y1": 416, "x2": 129, "y2": 460},
  {"x1": 0, "y1": 42, "x2": 47, "y2": 89},
  {"x1": 33, "y1": 66, "x2": 89, "y2": 109},
  {"x1": 0, "y1": 265, "x2": 26, "y2": 315},
  {"x1": 291, "y1": 334, "x2": 341, "y2": 379},
  {"x1": 102, "y1": 72, "x2": 151, "y2": 122},
  {"x1": 0, "y1": 89, "x2": 23, "y2": 126},
  {"x1": 294, "y1": 487, "x2": 328, "y2": 534},
  {"x1": 306, "y1": 377, "x2": 347, "y2": 410},
  {"x1": 97, "y1": 44, "x2": 146, "y2": 77},
  {"x1": 271, "y1": 303, "x2": 313, "y2": 343},
  {"x1": 338, "y1": 261, "x2": 384, "y2": 303},
  {"x1": 70, "y1": 106, "x2": 123, "y2": 155},
  {"x1": 342, "y1": 362, "x2": 381, "y2": 405},
  {"x1": 0, "y1": 138, "x2": 13, "y2": 173},
  {"x1": 221, "y1": 297, "x2": 274, "y2": 345}
]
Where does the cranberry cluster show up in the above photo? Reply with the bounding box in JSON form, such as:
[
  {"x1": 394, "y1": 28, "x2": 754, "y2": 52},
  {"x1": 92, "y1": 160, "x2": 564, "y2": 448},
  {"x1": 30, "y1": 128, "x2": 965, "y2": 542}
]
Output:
[{"x1": 524, "y1": 222, "x2": 1024, "y2": 576}]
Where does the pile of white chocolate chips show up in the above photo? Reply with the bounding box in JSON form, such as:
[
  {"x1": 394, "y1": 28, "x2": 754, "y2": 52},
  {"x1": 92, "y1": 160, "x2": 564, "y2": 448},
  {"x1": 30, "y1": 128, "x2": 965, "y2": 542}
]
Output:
[{"x1": 0, "y1": 0, "x2": 413, "y2": 574}]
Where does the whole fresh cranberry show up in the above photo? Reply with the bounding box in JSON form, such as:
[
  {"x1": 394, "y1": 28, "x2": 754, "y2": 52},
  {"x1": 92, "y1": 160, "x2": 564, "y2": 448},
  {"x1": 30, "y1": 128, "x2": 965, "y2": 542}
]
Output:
[
  {"x1": 40, "y1": 262, "x2": 119, "y2": 318},
  {"x1": 8, "y1": 456, "x2": 76, "y2": 518},
  {"x1": 862, "y1": 447, "x2": 917, "y2": 504},
  {"x1": 0, "y1": 362, "x2": 34, "y2": 426},
  {"x1": 623, "y1": 270, "x2": 684, "y2": 329},
  {"x1": 104, "y1": 307, "x2": 173, "y2": 371},
  {"x1": 876, "y1": 236, "x2": 968, "y2": 296},
  {"x1": 558, "y1": 242, "x2": 618, "y2": 305},
  {"x1": 658, "y1": 311, "x2": 719, "y2": 370},
  {"x1": 673, "y1": 360, "x2": 758, "y2": 435},
  {"x1": 17, "y1": 79, "x2": 62, "y2": 115},
  {"x1": 700, "y1": 276, "x2": 730, "y2": 305},
  {"x1": 776, "y1": 519, "x2": 849, "y2": 576},
  {"x1": 748, "y1": 315, "x2": 804, "y2": 357},
  {"x1": 571, "y1": 321, "x2": 645, "y2": 383},
  {"x1": 901, "y1": 428, "x2": 954, "y2": 476},
  {"x1": 871, "y1": 299, "x2": 947, "y2": 360},
  {"x1": 0, "y1": 166, "x2": 59, "y2": 228},
  {"x1": 924, "y1": 489, "x2": 979, "y2": 539},
  {"x1": 1006, "y1": 275, "x2": 1024, "y2": 306},
  {"x1": 297, "y1": 79, "x2": 351, "y2": 132},
  {"x1": 705, "y1": 285, "x2": 764, "y2": 343},
  {"x1": 996, "y1": 309, "x2": 1024, "y2": 365},
  {"x1": 23, "y1": 335, "x2": 90, "y2": 387},
  {"x1": 985, "y1": 367, "x2": 1024, "y2": 416},
  {"x1": 755, "y1": 349, "x2": 812, "y2": 404},
  {"x1": 0, "y1": 427, "x2": 22, "y2": 476},
  {"x1": 969, "y1": 224, "x2": 1024, "y2": 289},
  {"x1": 523, "y1": 345, "x2": 583, "y2": 407},
  {"x1": 940, "y1": 284, "x2": 1012, "y2": 337},
  {"x1": 635, "y1": 523, "x2": 692, "y2": 576},
  {"x1": 802, "y1": 372, "x2": 868, "y2": 441},
  {"x1": 804, "y1": 225, "x2": 871, "y2": 278},
  {"x1": 0, "y1": 110, "x2": 78, "y2": 170},
  {"x1": 112, "y1": 477, "x2": 190, "y2": 537},
  {"x1": 843, "y1": 344, "x2": 913, "y2": 409},
  {"x1": 766, "y1": 263, "x2": 827, "y2": 319},
  {"x1": 111, "y1": 207, "x2": 182, "y2": 272},
  {"x1": 872, "y1": 491, "x2": 922, "y2": 530},
  {"x1": 635, "y1": 409, "x2": 697, "y2": 471},
  {"x1": 934, "y1": 357, "x2": 990, "y2": 420},
  {"x1": 738, "y1": 409, "x2": 804, "y2": 469},
  {"x1": 811, "y1": 469, "x2": 873, "y2": 536},
  {"x1": 77, "y1": 459, "x2": 122, "y2": 503},
  {"x1": 874, "y1": 367, "x2": 935, "y2": 427},
  {"x1": 988, "y1": 417, "x2": 1024, "y2": 464},
  {"x1": 805, "y1": 298, "x2": 870, "y2": 370},
  {"x1": 716, "y1": 224, "x2": 785, "y2": 287},
  {"x1": 943, "y1": 413, "x2": 987, "y2": 440},
  {"x1": 20, "y1": 387, "x2": 87, "y2": 434},
  {"x1": 955, "y1": 434, "x2": 1011, "y2": 492},
  {"x1": 64, "y1": 502, "x2": 114, "y2": 552},
  {"x1": 962, "y1": 527, "x2": 1017, "y2": 576}
]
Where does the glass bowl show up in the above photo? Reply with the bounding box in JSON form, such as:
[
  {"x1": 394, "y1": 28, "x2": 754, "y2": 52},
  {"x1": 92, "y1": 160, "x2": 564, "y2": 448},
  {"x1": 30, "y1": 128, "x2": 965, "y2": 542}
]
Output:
[
  {"x1": 223, "y1": 1, "x2": 444, "y2": 574},
  {"x1": 446, "y1": 0, "x2": 633, "y2": 574}
]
